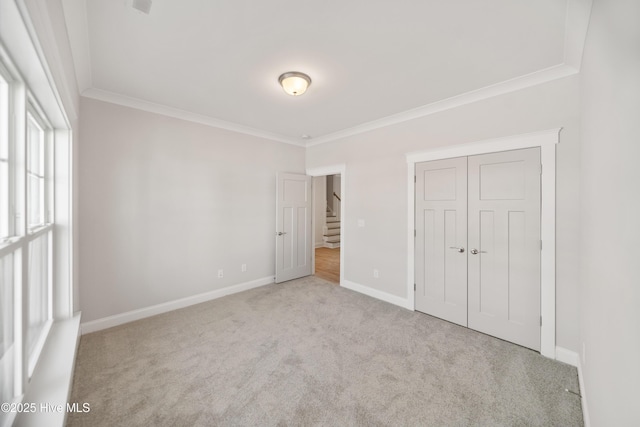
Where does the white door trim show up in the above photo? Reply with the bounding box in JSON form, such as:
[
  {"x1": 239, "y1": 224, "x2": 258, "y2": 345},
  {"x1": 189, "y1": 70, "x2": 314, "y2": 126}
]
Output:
[
  {"x1": 406, "y1": 129, "x2": 560, "y2": 359},
  {"x1": 306, "y1": 164, "x2": 346, "y2": 286}
]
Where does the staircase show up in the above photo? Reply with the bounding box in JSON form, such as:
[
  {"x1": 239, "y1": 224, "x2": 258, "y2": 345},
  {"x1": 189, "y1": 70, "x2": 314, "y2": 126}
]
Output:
[{"x1": 323, "y1": 209, "x2": 341, "y2": 248}]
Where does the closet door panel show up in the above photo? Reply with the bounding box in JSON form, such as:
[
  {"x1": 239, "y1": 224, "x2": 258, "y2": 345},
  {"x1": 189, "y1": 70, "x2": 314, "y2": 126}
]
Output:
[
  {"x1": 467, "y1": 148, "x2": 541, "y2": 351},
  {"x1": 415, "y1": 157, "x2": 468, "y2": 326}
]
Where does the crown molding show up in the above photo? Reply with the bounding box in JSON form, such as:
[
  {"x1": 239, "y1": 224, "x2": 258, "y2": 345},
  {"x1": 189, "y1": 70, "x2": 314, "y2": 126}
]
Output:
[
  {"x1": 83, "y1": 64, "x2": 577, "y2": 149},
  {"x1": 306, "y1": 0, "x2": 591, "y2": 147},
  {"x1": 82, "y1": 88, "x2": 306, "y2": 147},
  {"x1": 306, "y1": 65, "x2": 576, "y2": 147},
  {"x1": 63, "y1": 0, "x2": 592, "y2": 148}
]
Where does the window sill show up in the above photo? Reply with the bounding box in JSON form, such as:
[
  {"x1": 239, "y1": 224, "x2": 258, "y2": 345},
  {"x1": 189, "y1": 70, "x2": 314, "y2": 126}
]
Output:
[
  {"x1": 27, "y1": 223, "x2": 53, "y2": 238},
  {"x1": 14, "y1": 313, "x2": 81, "y2": 427}
]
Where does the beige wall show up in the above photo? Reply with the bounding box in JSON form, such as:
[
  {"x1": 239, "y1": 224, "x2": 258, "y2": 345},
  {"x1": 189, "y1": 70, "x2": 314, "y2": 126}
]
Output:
[
  {"x1": 579, "y1": 0, "x2": 640, "y2": 424},
  {"x1": 79, "y1": 98, "x2": 305, "y2": 322},
  {"x1": 306, "y1": 75, "x2": 582, "y2": 352}
]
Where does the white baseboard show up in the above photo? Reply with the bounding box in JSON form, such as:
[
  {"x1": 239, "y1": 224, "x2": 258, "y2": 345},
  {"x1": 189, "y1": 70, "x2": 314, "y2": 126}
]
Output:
[
  {"x1": 81, "y1": 276, "x2": 275, "y2": 334},
  {"x1": 555, "y1": 346, "x2": 589, "y2": 427},
  {"x1": 555, "y1": 346, "x2": 579, "y2": 366},
  {"x1": 577, "y1": 357, "x2": 590, "y2": 427},
  {"x1": 342, "y1": 279, "x2": 412, "y2": 310}
]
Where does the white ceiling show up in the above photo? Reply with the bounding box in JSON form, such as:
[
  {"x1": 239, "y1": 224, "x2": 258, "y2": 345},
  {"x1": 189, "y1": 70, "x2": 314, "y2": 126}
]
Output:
[{"x1": 63, "y1": 0, "x2": 585, "y2": 146}]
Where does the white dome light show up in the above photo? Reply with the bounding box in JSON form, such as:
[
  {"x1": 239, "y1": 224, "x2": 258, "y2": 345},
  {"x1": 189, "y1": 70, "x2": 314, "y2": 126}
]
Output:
[{"x1": 278, "y1": 72, "x2": 311, "y2": 96}]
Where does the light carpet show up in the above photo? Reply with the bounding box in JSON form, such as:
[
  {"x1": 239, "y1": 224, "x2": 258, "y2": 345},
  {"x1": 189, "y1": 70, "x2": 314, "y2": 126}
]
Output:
[{"x1": 67, "y1": 276, "x2": 583, "y2": 426}]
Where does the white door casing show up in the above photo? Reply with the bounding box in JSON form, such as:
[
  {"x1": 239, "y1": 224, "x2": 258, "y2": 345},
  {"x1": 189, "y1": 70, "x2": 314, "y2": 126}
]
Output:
[
  {"x1": 467, "y1": 148, "x2": 541, "y2": 351},
  {"x1": 415, "y1": 157, "x2": 468, "y2": 327},
  {"x1": 275, "y1": 173, "x2": 312, "y2": 283}
]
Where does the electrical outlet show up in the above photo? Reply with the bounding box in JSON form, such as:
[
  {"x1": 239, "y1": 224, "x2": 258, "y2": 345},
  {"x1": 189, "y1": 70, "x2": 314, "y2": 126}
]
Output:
[
  {"x1": 373, "y1": 269, "x2": 379, "y2": 279},
  {"x1": 241, "y1": 264, "x2": 247, "y2": 272},
  {"x1": 218, "y1": 269, "x2": 224, "y2": 278}
]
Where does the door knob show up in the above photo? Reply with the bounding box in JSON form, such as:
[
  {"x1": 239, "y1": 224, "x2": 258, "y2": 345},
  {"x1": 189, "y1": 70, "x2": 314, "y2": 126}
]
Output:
[
  {"x1": 449, "y1": 246, "x2": 465, "y2": 253},
  {"x1": 470, "y1": 249, "x2": 479, "y2": 255},
  {"x1": 276, "y1": 231, "x2": 287, "y2": 236}
]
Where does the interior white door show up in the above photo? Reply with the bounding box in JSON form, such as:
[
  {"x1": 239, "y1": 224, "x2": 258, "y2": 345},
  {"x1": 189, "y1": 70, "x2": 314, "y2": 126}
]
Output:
[
  {"x1": 275, "y1": 173, "x2": 312, "y2": 283},
  {"x1": 415, "y1": 157, "x2": 468, "y2": 327},
  {"x1": 467, "y1": 148, "x2": 541, "y2": 350},
  {"x1": 415, "y1": 147, "x2": 542, "y2": 351}
]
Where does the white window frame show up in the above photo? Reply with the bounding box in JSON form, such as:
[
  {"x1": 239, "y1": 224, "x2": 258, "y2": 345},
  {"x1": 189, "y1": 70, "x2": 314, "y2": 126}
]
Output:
[
  {"x1": 0, "y1": 44, "x2": 66, "y2": 427},
  {"x1": 0, "y1": 0, "x2": 76, "y2": 425},
  {"x1": 25, "y1": 228, "x2": 53, "y2": 377},
  {"x1": 0, "y1": 58, "x2": 22, "y2": 427},
  {"x1": 0, "y1": 62, "x2": 13, "y2": 242},
  {"x1": 0, "y1": 251, "x2": 17, "y2": 412},
  {"x1": 21, "y1": 96, "x2": 54, "y2": 377},
  {"x1": 25, "y1": 101, "x2": 53, "y2": 231}
]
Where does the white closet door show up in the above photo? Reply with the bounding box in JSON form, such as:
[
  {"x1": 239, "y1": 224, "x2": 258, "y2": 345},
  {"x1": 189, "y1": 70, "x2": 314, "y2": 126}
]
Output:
[
  {"x1": 467, "y1": 148, "x2": 541, "y2": 351},
  {"x1": 415, "y1": 157, "x2": 468, "y2": 327}
]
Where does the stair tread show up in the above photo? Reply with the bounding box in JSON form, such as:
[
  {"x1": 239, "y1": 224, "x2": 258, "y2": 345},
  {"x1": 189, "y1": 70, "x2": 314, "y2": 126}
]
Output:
[
  {"x1": 326, "y1": 222, "x2": 340, "y2": 229},
  {"x1": 324, "y1": 229, "x2": 340, "y2": 236}
]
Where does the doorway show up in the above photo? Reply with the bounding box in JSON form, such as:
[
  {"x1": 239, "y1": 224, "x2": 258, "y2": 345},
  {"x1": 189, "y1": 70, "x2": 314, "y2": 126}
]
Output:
[
  {"x1": 312, "y1": 174, "x2": 341, "y2": 284},
  {"x1": 314, "y1": 247, "x2": 340, "y2": 283},
  {"x1": 307, "y1": 165, "x2": 346, "y2": 286}
]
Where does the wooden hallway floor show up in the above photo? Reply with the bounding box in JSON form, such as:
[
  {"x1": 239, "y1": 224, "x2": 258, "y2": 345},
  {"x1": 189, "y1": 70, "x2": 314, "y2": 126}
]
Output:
[{"x1": 315, "y1": 247, "x2": 340, "y2": 284}]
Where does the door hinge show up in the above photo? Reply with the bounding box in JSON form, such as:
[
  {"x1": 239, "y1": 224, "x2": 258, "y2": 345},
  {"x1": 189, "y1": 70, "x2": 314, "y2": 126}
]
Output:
[
  {"x1": 414, "y1": 175, "x2": 416, "y2": 183},
  {"x1": 540, "y1": 239, "x2": 542, "y2": 251},
  {"x1": 540, "y1": 316, "x2": 542, "y2": 326},
  {"x1": 414, "y1": 229, "x2": 416, "y2": 237},
  {"x1": 539, "y1": 164, "x2": 543, "y2": 175},
  {"x1": 414, "y1": 283, "x2": 416, "y2": 291}
]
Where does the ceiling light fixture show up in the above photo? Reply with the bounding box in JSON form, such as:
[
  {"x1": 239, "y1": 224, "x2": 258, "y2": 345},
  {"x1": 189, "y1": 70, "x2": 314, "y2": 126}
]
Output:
[{"x1": 278, "y1": 72, "x2": 311, "y2": 96}]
